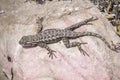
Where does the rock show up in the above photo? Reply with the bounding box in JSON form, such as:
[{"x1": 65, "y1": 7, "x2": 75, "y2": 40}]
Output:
[{"x1": 0, "y1": 0, "x2": 120, "y2": 80}]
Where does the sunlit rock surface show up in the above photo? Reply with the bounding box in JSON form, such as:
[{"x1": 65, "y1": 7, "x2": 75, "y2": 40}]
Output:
[{"x1": 0, "y1": 0, "x2": 120, "y2": 80}]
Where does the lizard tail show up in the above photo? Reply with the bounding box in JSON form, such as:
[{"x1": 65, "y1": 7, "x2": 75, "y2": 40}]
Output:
[{"x1": 78, "y1": 32, "x2": 116, "y2": 51}]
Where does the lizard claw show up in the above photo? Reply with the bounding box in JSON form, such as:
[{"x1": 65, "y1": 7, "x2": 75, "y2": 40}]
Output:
[
  {"x1": 78, "y1": 46, "x2": 89, "y2": 56},
  {"x1": 48, "y1": 50, "x2": 57, "y2": 59}
]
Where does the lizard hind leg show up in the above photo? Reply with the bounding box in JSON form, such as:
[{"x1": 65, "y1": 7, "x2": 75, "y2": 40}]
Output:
[
  {"x1": 36, "y1": 17, "x2": 44, "y2": 34},
  {"x1": 65, "y1": 16, "x2": 98, "y2": 31},
  {"x1": 62, "y1": 38, "x2": 89, "y2": 56}
]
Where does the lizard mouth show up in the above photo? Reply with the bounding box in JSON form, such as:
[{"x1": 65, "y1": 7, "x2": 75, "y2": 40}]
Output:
[{"x1": 22, "y1": 44, "x2": 37, "y2": 48}]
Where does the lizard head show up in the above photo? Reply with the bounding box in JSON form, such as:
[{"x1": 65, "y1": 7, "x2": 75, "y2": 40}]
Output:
[{"x1": 19, "y1": 36, "x2": 37, "y2": 48}]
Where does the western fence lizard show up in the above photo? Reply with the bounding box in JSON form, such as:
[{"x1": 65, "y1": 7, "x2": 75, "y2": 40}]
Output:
[{"x1": 19, "y1": 16, "x2": 119, "y2": 59}]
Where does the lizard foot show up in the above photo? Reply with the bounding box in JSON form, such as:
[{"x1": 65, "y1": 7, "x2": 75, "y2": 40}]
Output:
[
  {"x1": 48, "y1": 50, "x2": 57, "y2": 59},
  {"x1": 78, "y1": 43, "x2": 89, "y2": 56}
]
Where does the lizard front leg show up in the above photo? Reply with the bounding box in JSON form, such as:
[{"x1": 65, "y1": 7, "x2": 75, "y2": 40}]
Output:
[
  {"x1": 62, "y1": 38, "x2": 89, "y2": 56},
  {"x1": 36, "y1": 17, "x2": 44, "y2": 33},
  {"x1": 37, "y1": 42, "x2": 57, "y2": 59}
]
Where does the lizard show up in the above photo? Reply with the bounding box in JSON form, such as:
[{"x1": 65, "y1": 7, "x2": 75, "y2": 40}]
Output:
[{"x1": 19, "y1": 16, "x2": 119, "y2": 59}]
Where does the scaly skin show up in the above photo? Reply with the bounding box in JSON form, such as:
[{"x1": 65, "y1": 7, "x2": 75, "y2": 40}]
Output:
[{"x1": 19, "y1": 17, "x2": 119, "y2": 59}]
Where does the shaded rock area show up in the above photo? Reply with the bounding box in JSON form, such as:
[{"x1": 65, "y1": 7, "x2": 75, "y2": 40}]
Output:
[
  {"x1": 0, "y1": 0, "x2": 120, "y2": 80},
  {"x1": 90, "y1": 0, "x2": 120, "y2": 36}
]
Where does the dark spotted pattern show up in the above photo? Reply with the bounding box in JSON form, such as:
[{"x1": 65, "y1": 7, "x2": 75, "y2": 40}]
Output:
[{"x1": 19, "y1": 17, "x2": 119, "y2": 58}]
